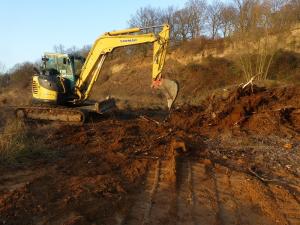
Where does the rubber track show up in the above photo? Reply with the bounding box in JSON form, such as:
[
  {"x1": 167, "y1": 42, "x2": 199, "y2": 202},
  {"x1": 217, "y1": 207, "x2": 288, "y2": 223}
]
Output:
[{"x1": 15, "y1": 106, "x2": 86, "y2": 124}]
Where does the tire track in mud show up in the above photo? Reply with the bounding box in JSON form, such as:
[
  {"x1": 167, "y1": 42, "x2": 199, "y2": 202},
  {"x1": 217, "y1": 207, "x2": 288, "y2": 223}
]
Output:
[
  {"x1": 269, "y1": 184, "x2": 300, "y2": 225},
  {"x1": 212, "y1": 165, "x2": 240, "y2": 225},
  {"x1": 116, "y1": 157, "x2": 300, "y2": 225},
  {"x1": 147, "y1": 159, "x2": 177, "y2": 225},
  {"x1": 176, "y1": 159, "x2": 217, "y2": 225},
  {"x1": 120, "y1": 155, "x2": 177, "y2": 225},
  {"x1": 118, "y1": 160, "x2": 161, "y2": 225},
  {"x1": 175, "y1": 159, "x2": 194, "y2": 225}
]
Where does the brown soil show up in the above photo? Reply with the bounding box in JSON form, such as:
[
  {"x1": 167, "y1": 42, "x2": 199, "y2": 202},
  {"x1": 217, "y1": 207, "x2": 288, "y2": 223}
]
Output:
[{"x1": 1, "y1": 85, "x2": 300, "y2": 225}]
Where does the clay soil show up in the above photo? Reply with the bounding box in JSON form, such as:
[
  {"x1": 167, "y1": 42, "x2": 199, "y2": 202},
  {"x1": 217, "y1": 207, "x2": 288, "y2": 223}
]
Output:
[{"x1": 1, "y1": 85, "x2": 300, "y2": 225}]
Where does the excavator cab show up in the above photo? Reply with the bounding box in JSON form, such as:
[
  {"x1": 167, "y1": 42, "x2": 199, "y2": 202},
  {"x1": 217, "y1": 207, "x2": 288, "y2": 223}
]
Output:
[
  {"x1": 41, "y1": 53, "x2": 76, "y2": 89},
  {"x1": 32, "y1": 53, "x2": 85, "y2": 104}
]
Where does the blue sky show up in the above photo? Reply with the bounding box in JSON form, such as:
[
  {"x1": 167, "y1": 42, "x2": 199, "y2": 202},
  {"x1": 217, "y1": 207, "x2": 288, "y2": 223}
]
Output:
[{"x1": 0, "y1": 0, "x2": 186, "y2": 71}]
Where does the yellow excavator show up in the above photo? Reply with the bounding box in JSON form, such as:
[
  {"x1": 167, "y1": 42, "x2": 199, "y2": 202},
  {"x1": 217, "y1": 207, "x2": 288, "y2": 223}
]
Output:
[{"x1": 15, "y1": 24, "x2": 178, "y2": 123}]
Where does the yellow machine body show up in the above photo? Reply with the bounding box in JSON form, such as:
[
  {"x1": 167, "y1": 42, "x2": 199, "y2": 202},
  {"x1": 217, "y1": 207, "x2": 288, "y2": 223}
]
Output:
[
  {"x1": 32, "y1": 75, "x2": 58, "y2": 103},
  {"x1": 75, "y1": 24, "x2": 170, "y2": 102},
  {"x1": 21, "y1": 24, "x2": 178, "y2": 123}
]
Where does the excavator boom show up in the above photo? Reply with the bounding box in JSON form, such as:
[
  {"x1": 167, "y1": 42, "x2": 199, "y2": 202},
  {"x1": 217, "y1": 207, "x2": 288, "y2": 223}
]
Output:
[{"x1": 75, "y1": 24, "x2": 177, "y2": 108}]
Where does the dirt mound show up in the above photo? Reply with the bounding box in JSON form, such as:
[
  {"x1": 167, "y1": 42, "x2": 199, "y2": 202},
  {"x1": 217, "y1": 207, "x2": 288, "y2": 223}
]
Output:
[{"x1": 169, "y1": 85, "x2": 300, "y2": 137}]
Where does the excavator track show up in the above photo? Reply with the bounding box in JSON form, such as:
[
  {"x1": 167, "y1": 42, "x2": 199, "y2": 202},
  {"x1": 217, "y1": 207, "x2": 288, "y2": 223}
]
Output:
[{"x1": 15, "y1": 106, "x2": 86, "y2": 124}]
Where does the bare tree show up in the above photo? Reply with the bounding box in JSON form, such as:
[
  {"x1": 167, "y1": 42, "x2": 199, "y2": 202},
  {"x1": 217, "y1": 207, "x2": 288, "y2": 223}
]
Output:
[
  {"x1": 173, "y1": 8, "x2": 191, "y2": 41},
  {"x1": 269, "y1": 0, "x2": 288, "y2": 12},
  {"x1": 129, "y1": 2, "x2": 207, "y2": 42},
  {"x1": 159, "y1": 6, "x2": 178, "y2": 40},
  {"x1": 126, "y1": 0, "x2": 295, "y2": 47},
  {"x1": 207, "y1": 0, "x2": 224, "y2": 39},
  {"x1": 171, "y1": 0, "x2": 207, "y2": 41},
  {"x1": 185, "y1": 0, "x2": 207, "y2": 38},
  {"x1": 289, "y1": 0, "x2": 300, "y2": 21},
  {"x1": 0, "y1": 62, "x2": 6, "y2": 75},
  {"x1": 66, "y1": 45, "x2": 78, "y2": 54},
  {"x1": 266, "y1": 0, "x2": 293, "y2": 32},
  {"x1": 53, "y1": 44, "x2": 66, "y2": 54},
  {"x1": 159, "y1": 6, "x2": 176, "y2": 24},
  {"x1": 233, "y1": 0, "x2": 246, "y2": 32},
  {"x1": 128, "y1": 6, "x2": 161, "y2": 28},
  {"x1": 219, "y1": 4, "x2": 237, "y2": 38}
]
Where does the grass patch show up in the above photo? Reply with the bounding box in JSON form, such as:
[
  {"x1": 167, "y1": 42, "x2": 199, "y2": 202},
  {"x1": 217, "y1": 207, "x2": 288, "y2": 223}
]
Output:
[{"x1": 0, "y1": 119, "x2": 61, "y2": 165}]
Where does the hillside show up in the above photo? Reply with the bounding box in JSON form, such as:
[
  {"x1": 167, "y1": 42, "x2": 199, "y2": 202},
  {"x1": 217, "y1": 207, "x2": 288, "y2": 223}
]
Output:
[
  {"x1": 0, "y1": 26, "x2": 299, "y2": 110},
  {"x1": 89, "y1": 28, "x2": 300, "y2": 108}
]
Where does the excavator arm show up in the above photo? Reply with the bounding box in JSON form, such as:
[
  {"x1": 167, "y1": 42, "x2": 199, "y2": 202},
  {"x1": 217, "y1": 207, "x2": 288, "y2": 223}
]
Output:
[{"x1": 74, "y1": 24, "x2": 178, "y2": 109}]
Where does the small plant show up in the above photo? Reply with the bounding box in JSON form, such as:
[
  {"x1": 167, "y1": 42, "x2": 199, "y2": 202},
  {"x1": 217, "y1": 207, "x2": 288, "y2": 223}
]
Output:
[{"x1": 237, "y1": 37, "x2": 278, "y2": 81}]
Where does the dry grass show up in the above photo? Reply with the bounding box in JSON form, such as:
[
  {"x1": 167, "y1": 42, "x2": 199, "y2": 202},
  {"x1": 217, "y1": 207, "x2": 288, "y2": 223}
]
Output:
[
  {"x1": 0, "y1": 119, "x2": 60, "y2": 164},
  {"x1": 0, "y1": 119, "x2": 26, "y2": 160}
]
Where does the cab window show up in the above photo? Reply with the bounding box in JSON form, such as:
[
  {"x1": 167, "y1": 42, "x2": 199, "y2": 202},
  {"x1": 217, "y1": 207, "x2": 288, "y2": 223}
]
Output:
[{"x1": 57, "y1": 57, "x2": 72, "y2": 74}]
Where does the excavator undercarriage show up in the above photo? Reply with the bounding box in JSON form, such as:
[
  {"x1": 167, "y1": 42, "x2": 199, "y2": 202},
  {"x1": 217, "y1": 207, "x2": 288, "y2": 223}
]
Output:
[
  {"x1": 15, "y1": 98, "x2": 117, "y2": 124},
  {"x1": 16, "y1": 106, "x2": 86, "y2": 124}
]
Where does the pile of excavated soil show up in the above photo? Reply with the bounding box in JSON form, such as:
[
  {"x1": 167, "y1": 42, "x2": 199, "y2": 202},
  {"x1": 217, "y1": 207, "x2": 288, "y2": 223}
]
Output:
[
  {"x1": 169, "y1": 85, "x2": 300, "y2": 137},
  {"x1": 0, "y1": 85, "x2": 300, "y2": 225}
]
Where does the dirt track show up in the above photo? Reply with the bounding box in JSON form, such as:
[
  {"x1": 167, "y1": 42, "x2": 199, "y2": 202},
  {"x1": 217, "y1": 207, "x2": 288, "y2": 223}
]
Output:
[
  {"x1": 120, "y1": 158, "x2": 300, "y2": 225},
  {"x1": 1, "y1": 85, "x2": 300, "y2": 225}
]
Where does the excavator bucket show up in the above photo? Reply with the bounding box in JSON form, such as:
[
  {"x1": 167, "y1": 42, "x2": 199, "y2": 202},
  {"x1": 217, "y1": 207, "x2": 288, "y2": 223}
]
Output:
[{"x1": 159, "y1": 79, "x2": 178, "y2": 110}]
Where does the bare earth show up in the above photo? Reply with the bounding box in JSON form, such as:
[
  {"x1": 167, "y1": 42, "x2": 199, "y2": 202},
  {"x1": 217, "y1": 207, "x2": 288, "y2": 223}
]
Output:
[{"x1": 0, "y1": 85, "x2": 300, "y2": 225}]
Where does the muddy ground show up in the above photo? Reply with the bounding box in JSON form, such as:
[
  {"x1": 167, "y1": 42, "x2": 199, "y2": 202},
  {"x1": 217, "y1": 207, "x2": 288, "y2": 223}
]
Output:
[{"x1": 0, "y1": 85, "x2": 300, "y2": 225}]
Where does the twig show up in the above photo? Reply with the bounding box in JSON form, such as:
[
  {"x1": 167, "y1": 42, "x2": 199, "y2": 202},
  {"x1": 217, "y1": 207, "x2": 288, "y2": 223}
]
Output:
[
  {"x1": 233, "y1": 115, "x2": 251, "y2": 126},
  {"x1": 242, "y1": 74, "x2": 258, "y2": 89},
  {"x1": 155, "y1": 130, "x2": 173, "y2": 140},
  {"x1": 129, "y1": 155, "x2": 159, "y2": 159},
  {"x1": 248, "y1": 167, "x2": 277, "y2": 182},
  {"x1": 139, "y1": 115, "x2": 160, "y2": 125}
]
